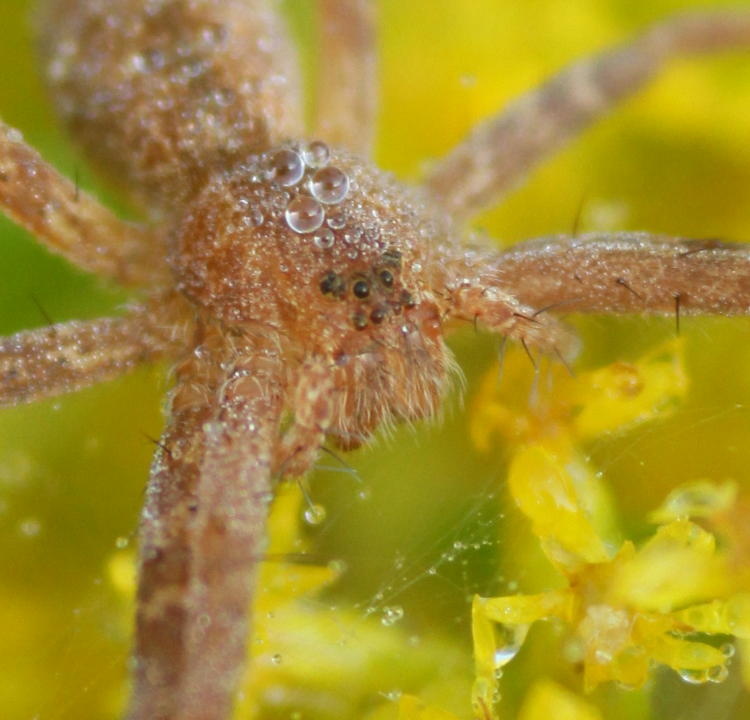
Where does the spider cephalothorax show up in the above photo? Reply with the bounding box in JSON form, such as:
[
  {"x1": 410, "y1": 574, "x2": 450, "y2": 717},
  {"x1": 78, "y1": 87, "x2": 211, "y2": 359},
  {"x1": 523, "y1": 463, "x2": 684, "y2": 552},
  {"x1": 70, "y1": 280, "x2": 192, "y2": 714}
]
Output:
[
  {"x1": 3, "y1": 2, "x2": 750, "y2": 719},
  {"x1": 175, "y1": 141, "x2": 456, "y2": 451}
]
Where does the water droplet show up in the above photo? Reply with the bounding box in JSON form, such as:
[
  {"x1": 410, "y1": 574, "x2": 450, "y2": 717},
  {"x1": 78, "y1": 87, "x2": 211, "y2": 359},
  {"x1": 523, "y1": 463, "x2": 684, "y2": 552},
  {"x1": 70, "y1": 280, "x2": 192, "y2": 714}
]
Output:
[
  {"x1": 357, "y1": 487, "x2": 372, "y2": 502},
  {"x1": 115, "y1": 536, "x2": 129, "y2": 549},
  {"x1": 313, "y1": 227, "x2": 335, "y2": 249},
  {"x1": 302, "y1": 140, "x2": 330, "y2": 168},
  {"x1": 285, "y1": 196, "x2": 324, "y2": 234},
  {"x1": 678, "y1": 668, "x2": 709, "y2": 685},
  {"x1": 212, "y1": 87, "x2": 235, "y2": 106},
  {"x1": 708, "y1": 664, "x2": 729, "y2": 683},
  {"x1": 247, "y1": 208, "x2": 264, "y2": 227},
  {"x1": 270, "y1": 653, "x2": 282, "y2": 665},
  {"x1": 721, "y1": 642, "x2": 736, "y2": 659},
  {"x1": 493, "y1": 644, "x2": 519, "y2": 667},
  {"x1": 327, "y1": 209, "x2": 347, "y2": 229},
  {"x1": 381, "y1": 605, "x2": 404, "y2": 626},
  {"x1": 304, "y1": 504, "x2": 326, "y2": 525},
  {"x1": 311, "y1": 166, "x2": 350, "y2": 204},
  {"x1": 492, "y1": 624, "x2": 529, "y2": 669},
  {"x1": 127, "y1": 53, "x2": 147, "y2": 73},
  {"x1": 269, "y1": 149, "x2": 305, "y2": 186}
]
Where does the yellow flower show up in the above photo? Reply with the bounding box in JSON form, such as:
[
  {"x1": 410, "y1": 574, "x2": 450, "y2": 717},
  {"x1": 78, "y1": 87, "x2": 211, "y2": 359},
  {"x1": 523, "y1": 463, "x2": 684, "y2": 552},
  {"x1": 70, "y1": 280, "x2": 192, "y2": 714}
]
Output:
[
  {"x1": 394, "y1": 678, "x2": 602, "y2": 720},
  {"x1": 467, "y1": 340, "x2": 750, "y2": 716},
  {"x1": 235, "y1": 483, "x2": 473, "y2": 719}
]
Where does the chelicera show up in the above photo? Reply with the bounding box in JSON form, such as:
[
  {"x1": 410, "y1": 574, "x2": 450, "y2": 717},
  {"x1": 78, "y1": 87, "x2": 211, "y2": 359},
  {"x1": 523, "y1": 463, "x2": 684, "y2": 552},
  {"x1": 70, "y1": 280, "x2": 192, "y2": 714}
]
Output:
[{"x1": 2, "y1": 2, "x2": 750, "y2": 719}]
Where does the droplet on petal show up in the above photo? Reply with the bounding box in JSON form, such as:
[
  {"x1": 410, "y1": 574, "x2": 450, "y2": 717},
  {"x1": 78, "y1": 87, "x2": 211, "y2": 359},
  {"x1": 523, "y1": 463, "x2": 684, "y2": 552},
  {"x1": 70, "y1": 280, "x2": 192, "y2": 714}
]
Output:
[
  {"x1": 311, "y1": 166, "x2": 350, "y2": 204},
  {"x1": 285, "y1": 196, "x2": 324, "y2": 234},
  {"x1": 270, "y1": 149, "x2": 304, "y2": 186},
  {"x1": 302, "y1": 140, "x2": 330, "y2": 168}
]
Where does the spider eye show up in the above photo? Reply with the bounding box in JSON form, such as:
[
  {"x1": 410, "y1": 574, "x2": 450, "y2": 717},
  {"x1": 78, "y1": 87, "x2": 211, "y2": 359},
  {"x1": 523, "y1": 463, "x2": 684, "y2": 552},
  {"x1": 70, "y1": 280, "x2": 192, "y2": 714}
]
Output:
[
  {"x1": 401, "y1": 290, "x2": 416, "y2": 309},
  {"x1": 370, "y1": 306, "x2": 387, "y2": 324},
  {"x1": 319, "y1": 271, "x2": 338, "y2": 295},
  {"x1": 352, "y1": 279, "x2": 370, "y2": 299},
  {"x1": 379, "y1": 270, "x2": 394, "y2": 288}
]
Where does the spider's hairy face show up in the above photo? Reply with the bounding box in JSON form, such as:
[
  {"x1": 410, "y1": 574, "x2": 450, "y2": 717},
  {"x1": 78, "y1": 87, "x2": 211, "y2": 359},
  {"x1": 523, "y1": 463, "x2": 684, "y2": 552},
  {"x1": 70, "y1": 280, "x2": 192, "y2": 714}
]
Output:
[{"x1": 173, "y1": 142, "x2": 457, "y2": 444}]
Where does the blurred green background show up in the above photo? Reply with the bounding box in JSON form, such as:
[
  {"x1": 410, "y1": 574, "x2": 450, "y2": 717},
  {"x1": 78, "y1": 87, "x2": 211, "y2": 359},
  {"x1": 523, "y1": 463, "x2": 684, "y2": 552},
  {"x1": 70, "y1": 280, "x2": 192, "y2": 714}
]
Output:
[{"x1": 1, "y1": 0, "x2": 750, "y2": 718}]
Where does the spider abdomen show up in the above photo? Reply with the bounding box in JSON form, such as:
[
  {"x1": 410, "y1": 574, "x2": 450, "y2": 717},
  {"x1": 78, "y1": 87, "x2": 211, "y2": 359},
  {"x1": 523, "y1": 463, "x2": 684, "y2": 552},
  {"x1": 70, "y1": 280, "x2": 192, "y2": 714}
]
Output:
[{"x1": 38, "y1": 0, "x2": 302, "y2": 214}]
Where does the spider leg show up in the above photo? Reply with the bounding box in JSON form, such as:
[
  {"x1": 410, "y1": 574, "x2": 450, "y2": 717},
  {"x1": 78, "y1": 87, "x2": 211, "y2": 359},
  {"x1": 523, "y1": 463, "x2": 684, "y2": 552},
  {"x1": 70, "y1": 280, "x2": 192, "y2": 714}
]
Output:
[
  {"x1": 424, "y1": 10, "x2": 750, "y2": 219},
  {"x1": 314, "y1": 0, "x2": 377, "y2": 157},
  {"x1": 0, "y1": 297, "x2": 184, "y2": 407},
  {"x1": 483, "y1": 232, "x2": 750, "y2": 317},
  {"x1": 273, "y1": 358, "x2": 337, "y2": 478},
  {"x1": 0, "y1": 122, "x2": 167, "y2": 286},
  {"x1": 129, "y1": 324, "x2": 283, "y2": 720},
  {"x1": 443, "y1": 276, "x2": 579, "y2": 359}
]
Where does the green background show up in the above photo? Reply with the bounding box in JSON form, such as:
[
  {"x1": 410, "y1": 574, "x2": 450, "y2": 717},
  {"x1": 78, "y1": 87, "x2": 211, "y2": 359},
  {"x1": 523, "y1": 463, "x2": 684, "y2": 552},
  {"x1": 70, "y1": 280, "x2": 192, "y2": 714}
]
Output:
[{"x1": 1, "y1": 0, "x2": 750, "y2": 718}]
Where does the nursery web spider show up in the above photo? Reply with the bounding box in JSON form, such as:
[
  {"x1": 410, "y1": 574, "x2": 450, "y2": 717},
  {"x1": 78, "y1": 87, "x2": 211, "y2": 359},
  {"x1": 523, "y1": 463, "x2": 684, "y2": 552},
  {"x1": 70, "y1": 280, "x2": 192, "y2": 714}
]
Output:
[{"x1": 2, "y1": 1, "x2": 750, "y2": 718}]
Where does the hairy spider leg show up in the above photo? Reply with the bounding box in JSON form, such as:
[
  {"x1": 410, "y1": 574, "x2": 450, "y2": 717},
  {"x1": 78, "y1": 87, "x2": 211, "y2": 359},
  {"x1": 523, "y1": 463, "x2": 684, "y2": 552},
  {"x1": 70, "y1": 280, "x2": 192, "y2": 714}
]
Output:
[
  {"x1": 475, "y1": 233, "x2": 750, "y2": 317},
  {"x1": 131, "y1": 323, "x2": 284, "y2": 720},
  {"x1": 0, "y1": 122, "x2": 165, "y2": 285},
  {"x1": 425, "y1": 11, "x2": 750, "y2": 219},
  {"x1": 0, "y1": 298, "x2": 184, "y2": 406},
  {"x1": 315, "y1": 0, "x2": 378, "y2": 157}
]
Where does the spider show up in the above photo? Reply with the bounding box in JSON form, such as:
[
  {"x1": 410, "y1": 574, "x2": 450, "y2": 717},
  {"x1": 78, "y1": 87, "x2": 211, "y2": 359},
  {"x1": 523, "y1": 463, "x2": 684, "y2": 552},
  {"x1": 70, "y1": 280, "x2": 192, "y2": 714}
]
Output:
[{"x1": 2, "y1": 1, "x2": 750, "y2": 719}]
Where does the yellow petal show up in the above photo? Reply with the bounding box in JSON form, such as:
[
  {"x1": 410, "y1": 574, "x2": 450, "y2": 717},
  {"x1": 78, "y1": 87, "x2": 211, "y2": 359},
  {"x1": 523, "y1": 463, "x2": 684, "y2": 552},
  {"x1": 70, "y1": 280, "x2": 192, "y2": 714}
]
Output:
[
  {"x1": 572, "y1": 338, "x2": 687, "y2": 441},
  {"x1": 673, "y1": 594, "x2": 750, "y2": 637},
  {"x1": 646, "y1": 633, "x2": 727, "y2": 673},
  {"x1": 508, "y1": 442, "x2": 612, "y2": 567},
  {"x1": 608, "y1": 521, "x2": 729, "y2": 611},
  {"x1": 649, "y1": 479, "x2": 738, "y2": 523}
]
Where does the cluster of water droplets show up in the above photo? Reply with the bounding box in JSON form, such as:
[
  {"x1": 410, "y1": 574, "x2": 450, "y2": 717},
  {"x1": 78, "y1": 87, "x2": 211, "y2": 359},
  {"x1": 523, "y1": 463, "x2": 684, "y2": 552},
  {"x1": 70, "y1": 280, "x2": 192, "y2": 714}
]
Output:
[{"x1": 264, "y1": 141, "x2": 352, "y2": 244}]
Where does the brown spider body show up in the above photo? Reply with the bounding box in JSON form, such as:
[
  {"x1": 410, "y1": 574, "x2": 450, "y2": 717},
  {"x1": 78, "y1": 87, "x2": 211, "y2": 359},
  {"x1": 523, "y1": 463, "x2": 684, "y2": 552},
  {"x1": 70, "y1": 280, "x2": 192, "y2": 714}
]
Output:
[
  {"x1": 3, "y1": 1, "x2": 750, "y2": 718},
  {"x1": 176, "y1": 147, "x2": 456, "y2": 451}
]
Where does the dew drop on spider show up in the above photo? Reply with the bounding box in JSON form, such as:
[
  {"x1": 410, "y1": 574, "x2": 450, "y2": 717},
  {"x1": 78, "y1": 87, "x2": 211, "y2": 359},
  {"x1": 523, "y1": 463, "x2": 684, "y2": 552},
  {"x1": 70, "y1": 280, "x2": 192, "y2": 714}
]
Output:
[
  {"x1": 285, "y1": 195, "x2": 325, "y2": 233},
  {"x1": 310, "y1": 166, "x2": 350, "y2": 204},
  {"x1": 302, "y1": 140, "x2": 330, "y2": 169},
  {"x1": 327, "y1": 208, "x2": 347, "y2": 229},
  {"x1": 312, "y1": 226, "x2": 335, "y2": 249},
  {"x1": 269, "y1": 148, "x2": 305, "y2": 186}
]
